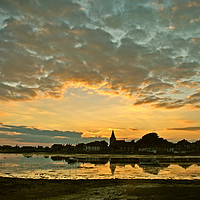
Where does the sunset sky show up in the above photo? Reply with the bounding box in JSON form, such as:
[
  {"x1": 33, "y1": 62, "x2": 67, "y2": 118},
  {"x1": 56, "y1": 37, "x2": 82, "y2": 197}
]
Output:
[{"x1": 0, "y1": 0, "x2": 200, "y2": 146}]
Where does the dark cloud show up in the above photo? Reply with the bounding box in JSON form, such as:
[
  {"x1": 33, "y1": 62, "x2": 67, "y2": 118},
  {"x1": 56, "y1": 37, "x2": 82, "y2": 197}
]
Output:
[
  {"x1": 167, "y1": 127, "x2": 200, "y2": 131},
  {"x1": 186, "y1": 92, "x2": 200, "y2": 104},
  {"x1": 0, "y1": 123, "x2": 108, "y2": 145},
  {"x1": 0, "y1": 123, "x2": 82, "y2": 138},
  {"x1": 153, "y1": 102, "x2": 185, "y2": 109},
  {"x1": 134, "y1": 87, "x2": 200, "y2": 109},
  {"x1": 0, "y1": 0, "x2": 199, "y2": 109},
  {"x1": 129, "y1": 128, "x2": 140, "y2": 132},
  {"x1": 134, "y1": 96, "x2": 162, "y2": 105},
  {"x1": 144, "y1": 83, "x2": 174, "y2": 92}
]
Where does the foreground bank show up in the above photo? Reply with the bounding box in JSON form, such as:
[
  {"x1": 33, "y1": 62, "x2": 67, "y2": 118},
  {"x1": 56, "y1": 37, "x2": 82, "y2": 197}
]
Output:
[{"x1": 1, "y1": 177, "x2": 200, "y2": 200}]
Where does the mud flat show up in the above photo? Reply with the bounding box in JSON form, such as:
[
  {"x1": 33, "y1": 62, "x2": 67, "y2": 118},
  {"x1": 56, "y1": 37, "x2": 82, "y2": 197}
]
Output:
[{"x1": 1, "y1": 177, "x2": 200, "y2": 200}]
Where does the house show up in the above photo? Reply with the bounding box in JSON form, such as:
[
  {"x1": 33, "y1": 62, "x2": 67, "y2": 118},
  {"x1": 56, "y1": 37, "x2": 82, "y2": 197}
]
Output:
[
  {"x1": 84, "y1": 141, "x2": 108, "y2": 153},
  {"x1": 174, "y1": 139, "x2": 192, "y2": 154}
]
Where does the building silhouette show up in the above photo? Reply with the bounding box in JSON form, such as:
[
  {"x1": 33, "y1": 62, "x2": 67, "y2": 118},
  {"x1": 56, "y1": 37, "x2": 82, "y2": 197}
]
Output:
[
  {"x1": 110, "y1": 130, "x2": 116, "y2": 146},
  {"x1": 109, "y1": 130, "x2": 135, "y2": 153},
  {"x1": 0, "y1": 130, "x2": 199, "y2": 155}
]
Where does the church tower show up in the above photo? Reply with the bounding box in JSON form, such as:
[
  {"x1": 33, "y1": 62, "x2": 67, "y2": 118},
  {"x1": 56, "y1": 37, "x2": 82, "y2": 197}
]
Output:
[{"x1": 110, "y1": 130, "x2": 116, "y2": 146}]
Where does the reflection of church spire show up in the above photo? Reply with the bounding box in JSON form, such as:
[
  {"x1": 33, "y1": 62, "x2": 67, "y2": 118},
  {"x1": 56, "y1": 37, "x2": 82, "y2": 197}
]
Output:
[
  {"x1": 110, "y1": 130, "x2": 116, "y2": 146},
  {"x1": 110, "y1": 163, "x2": 116, "y2": 175}
]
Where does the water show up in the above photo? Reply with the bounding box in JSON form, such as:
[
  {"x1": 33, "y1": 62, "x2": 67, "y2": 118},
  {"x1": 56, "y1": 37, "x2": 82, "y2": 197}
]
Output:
[{"x1": 0, "y1": 153, "x2": 200, "y2": 180}]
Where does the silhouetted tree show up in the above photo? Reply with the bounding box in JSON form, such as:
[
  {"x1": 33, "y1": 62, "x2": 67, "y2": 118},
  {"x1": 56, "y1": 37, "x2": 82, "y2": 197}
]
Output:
[{"x1": 136, "y1": 132, "x2": 172, "y2": 148}]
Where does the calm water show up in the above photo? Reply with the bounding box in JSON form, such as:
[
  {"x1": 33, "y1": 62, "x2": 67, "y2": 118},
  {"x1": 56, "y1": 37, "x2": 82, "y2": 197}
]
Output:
[{"x1": 0, "y1": 153, "x2": 200, "y2": 180}]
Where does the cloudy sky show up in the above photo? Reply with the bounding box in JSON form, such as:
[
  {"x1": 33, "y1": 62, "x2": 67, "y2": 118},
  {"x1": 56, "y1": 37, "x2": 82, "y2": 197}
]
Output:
[{"x1": 0, "y1": 0, "x2": 200, "y2": 146}]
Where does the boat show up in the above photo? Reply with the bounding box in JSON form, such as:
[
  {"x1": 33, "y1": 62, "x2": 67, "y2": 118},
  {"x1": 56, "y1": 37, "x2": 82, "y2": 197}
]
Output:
[{"x1": 68, "y1": 157, "x2": 78, "y2": 163}]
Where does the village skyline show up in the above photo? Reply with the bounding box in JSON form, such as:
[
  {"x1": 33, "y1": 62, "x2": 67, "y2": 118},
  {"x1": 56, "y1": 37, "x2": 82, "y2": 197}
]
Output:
[
  {"x1": 0, "y1": 0, "x2": 200, "y2": 147},
  {"x1": 1, "y1": 131, "x2": 199, "y2": 156}
]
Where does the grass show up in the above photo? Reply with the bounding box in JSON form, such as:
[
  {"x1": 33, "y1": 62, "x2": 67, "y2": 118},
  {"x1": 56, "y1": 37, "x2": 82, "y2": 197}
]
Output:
[
  {"x1": 125, "y1": 184, "x2": 200, "y2": 200},
  {"x1": 1, "y1": 177, "x2": 200, "y2": 200}
]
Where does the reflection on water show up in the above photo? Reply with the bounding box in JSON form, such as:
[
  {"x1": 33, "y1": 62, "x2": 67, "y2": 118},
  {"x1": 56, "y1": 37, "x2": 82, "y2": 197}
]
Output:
[{"x1": 0, "y1": 154, "x2": 200, "y2": 180}]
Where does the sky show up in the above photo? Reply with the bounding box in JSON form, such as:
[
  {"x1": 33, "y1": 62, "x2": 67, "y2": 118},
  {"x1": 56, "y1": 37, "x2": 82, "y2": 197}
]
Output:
[{"x1": 0, "y1": 0, "x2": 200, "y2": 146}]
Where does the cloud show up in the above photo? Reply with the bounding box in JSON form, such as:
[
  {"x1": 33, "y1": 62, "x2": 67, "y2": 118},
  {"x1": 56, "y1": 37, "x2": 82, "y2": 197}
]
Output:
[
  {"x1": 143, "y1": 83, "x2": 174, "y2": 92},
  {"x1": 177, "y1": 80, "x2": 200, "y2": 89},
  {"x1": 153, "y1": 102, "x2": 185, "y2": 109},
  {"x1": 134, "y1": 89, "x2": 200, "y2": 109},
  {"x1": 186, "y1": 91, "x2": 200, "y2": 104},
  {"x1": 0, "y1": 123, "x2": 82, "y2": 138},
  {"x1": 134, "y1": 96, "x2": 162, "y2": 105},
  {"x1": 0, "y1": 123, "x2": 107, "y2": 145},
  {"x1": 129, "y1": 128, "x2": 140, "y2": 132},
  {"x1": 0, "y1": 0, "x2": 199, "y2": 109},
  {"x1": 167, "y1": 127, "x2": 200, "y2": 131}
]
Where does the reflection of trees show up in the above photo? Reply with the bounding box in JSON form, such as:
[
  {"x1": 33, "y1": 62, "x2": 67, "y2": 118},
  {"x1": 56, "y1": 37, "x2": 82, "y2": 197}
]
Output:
[
  {"x1": 109, "y1": 161, "x2": 171, "y2": 176},
  {"x1": 178, "y1": 163, "x2": 192, "y2": 169},
  {"x1": 131, "y1": 164, "x2": 136, "y2": 168},
  {"x1": 138, "y1": 164, "x2": 170, "y2": 175}
]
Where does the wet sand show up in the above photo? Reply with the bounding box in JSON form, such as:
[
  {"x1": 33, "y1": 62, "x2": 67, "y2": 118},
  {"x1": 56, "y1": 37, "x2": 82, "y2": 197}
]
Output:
[{"x1": 1, "y1": 177, "x2": 200, "y2": 200}]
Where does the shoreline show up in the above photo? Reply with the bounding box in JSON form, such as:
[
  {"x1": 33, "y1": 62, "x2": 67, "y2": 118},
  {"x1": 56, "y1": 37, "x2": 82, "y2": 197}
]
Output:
[
  {"x1": 1, "y1": 152, "x2": 200, "y2": 157},
  {"x1": 1, "y1": 177, "x2": 200, "y2": 200},
  {"x1": 1, "y1": 151, "x2": 200, "y2": 156}
]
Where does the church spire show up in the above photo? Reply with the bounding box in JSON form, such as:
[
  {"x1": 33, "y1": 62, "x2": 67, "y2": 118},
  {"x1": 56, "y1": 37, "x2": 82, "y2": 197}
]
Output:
[
  {"x1": 110, "y1": 130, "x2": 116, "y2": 146},
  {"x1": 111, "y1": 130, "x2": 116, "y2": 139}
]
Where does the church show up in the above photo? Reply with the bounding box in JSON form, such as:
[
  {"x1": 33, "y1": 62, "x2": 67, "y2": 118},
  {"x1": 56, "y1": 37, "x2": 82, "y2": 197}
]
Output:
[{"x1": 109, "y1": 130, "x2": 135, "y2": 153}]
